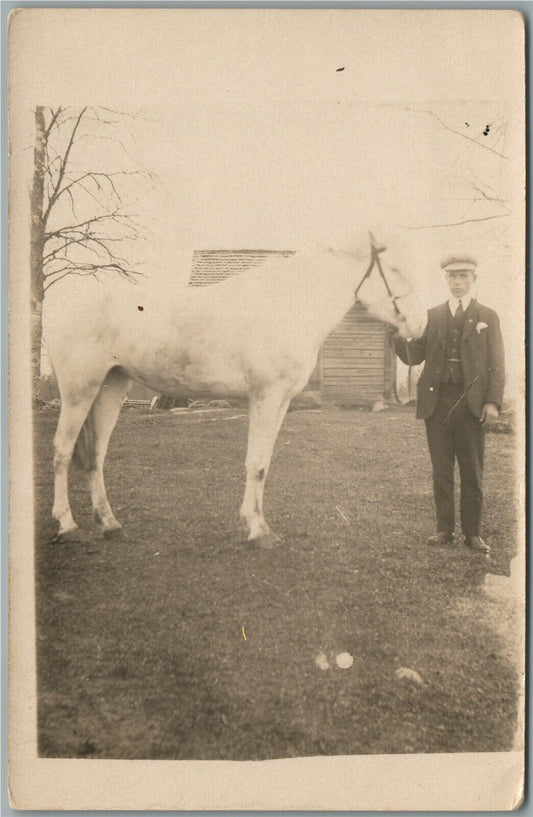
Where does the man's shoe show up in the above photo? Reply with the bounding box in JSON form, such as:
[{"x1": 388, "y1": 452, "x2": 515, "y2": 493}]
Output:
[
  {"x1": 427, "y1": 531, "x2": 454, "y2": 547},
  {"x1": 464, "y1": 536, "x2": 490, "y2": 554}
]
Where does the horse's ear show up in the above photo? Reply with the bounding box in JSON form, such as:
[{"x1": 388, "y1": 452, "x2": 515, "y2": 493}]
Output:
[{"x1": 368, "y1": 231, "x2": 386, "y2": 254}]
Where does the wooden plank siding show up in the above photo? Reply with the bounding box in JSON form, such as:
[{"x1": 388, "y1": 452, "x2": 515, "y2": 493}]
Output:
[{"x1": 320, "y1": 303, "x2": 396, "y2": 403}]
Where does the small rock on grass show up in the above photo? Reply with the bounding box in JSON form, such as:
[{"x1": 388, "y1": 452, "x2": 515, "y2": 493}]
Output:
[
  {"x1": 395, "y1": 667, "x2": 425, "y2": 686},
  {"x1": 315, "y1": 651, "x2": 355, "y2": 670},
  {"x1": 336, "y1": 652, "x2": 354, "y2": 669},
  {"x1": 315, "y1": 652, "x2": 330, "y2": 671}
]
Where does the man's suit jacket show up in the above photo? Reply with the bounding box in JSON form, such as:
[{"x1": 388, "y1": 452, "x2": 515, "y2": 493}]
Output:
[{"x1": 395, "y1": 299, "x2": 505, "y2": 420}]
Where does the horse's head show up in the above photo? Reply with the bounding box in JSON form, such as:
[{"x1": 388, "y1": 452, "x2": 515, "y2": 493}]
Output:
[{"x1": 354, "y1": 235, "x2": 427, "y2": 340}]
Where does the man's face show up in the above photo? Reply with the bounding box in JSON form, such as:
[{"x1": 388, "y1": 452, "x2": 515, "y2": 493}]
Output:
[{"x1": 446, "y1": 270, "x2": 476, "y2": 299}]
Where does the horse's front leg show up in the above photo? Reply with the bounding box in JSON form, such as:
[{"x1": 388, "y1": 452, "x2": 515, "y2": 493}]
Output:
[{"x1": 240, "y1": 390, "x2": 290, "y2": 548}]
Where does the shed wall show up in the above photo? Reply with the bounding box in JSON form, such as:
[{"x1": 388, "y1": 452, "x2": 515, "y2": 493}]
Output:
[{"x1": 320, "y1": 303, "x2": 396, "y2": 403}]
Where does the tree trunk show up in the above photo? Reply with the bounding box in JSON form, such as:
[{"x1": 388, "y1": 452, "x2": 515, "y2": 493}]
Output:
[{"x1": 30, "y1": 107, "x2": 46, "y2": 404}]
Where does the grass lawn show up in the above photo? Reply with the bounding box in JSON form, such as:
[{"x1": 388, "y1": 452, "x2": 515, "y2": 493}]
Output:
[{"x1": 33, "y1": 405, "x2": 520, "y2": 759}]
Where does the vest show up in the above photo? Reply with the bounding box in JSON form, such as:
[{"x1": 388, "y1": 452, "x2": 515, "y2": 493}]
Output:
[{"x1": 441, "y1": 304, "x2": 465, "y2": 384}]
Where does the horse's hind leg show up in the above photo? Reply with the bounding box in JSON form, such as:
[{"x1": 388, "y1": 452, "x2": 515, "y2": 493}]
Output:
[
  {"x1": 86, "y1": 369, "x2": 132, "y2": 538},
  {"x1": 240, "y1": 389, "x2": 291, "y2": 548},
  {"x1": 52, "y1": 386, "x2": 101, "y2": 541}
]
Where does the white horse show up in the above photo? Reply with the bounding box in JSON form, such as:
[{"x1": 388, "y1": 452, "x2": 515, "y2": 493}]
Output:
[{"x1": 43, "y1": 237, "x2": 426, "y2": 548}]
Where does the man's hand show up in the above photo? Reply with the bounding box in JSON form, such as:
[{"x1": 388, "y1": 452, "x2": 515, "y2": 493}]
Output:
[{"x1": 480, "y1": 402, "x2": 499, "y2": 427}]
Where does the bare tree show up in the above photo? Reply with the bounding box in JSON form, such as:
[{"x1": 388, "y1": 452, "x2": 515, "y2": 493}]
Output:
[
  {"x1": 392, "y1": 104, "x2": 512, "y2": 232},
  {"x1": 30, "y1": 105, "x2": 149, "y2": 401}
]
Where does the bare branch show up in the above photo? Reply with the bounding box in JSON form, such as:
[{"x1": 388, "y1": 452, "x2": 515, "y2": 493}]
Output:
[
  {"x1": 45, "y1": 210, "x2": 137, "y2": 239},
  {"x1": 422, "y1": 109, "x2": 509, "y2": 159},
  {"x1": 44, "y1": 107, "x2": 63, "y2": 140},
  {"x1": 90, "y1": 105, "x2": 139, "y2": 121},
  {"x1": 473, "y1": 222, "x2": 512, "y2": 241},
  {"x1": 69, "y1": 178, "x2": 119, "y2": 213},
  {"x1": 382, "y1": 103, "x2": 510, "y2": 161},
  {"x1": 55, "y1": 171, "x2": 119, "y2": 201},
  {"x1": 43, "y1": 106, "x2": 88, "y2": 225},
  {"x1": 47, "y1": 233, "x2": 132, "y2": 267},
  {"x1": 43, "y1": 232, "x2": 111, "y2": 264},
  {"x1": 37, "y1": 105, "x2": 151, "y2": 301},
  {"x1": 469, "y1": 183, "x2": 509, "y2": 204},
  {"x1": 43, "y1": 260, "x2": 144, "y2": 293},
  {"x1": 79, "y1": 132, "x2": 157, "y2": 175},
  {"x1": 43, "y1": 151, "x2": 63, "y2": 179},
  {"x1": 399, "y1": 213, "x2": 510, "y2": 230},
  {"x1": 43, "y1": 270, "x2": 99, "y2": 291}
]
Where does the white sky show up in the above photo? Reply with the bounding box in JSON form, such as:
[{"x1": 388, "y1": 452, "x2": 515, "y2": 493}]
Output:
[{"x1": 9, "y1": 9, "x2": 525, "y2": 391}]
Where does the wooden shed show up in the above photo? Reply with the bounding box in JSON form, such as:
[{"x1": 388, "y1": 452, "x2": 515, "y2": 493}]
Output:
[
  {"x1": 189, "y1": 250, "x2": 397, "y2": 405},
  {"x1": 316, "y1": 302, "x2": 396, "y2": 404}
]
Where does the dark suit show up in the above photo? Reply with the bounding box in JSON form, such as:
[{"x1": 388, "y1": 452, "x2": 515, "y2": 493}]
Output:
[{"x1": 395, "y1": 299, "x2": 505, "y2": 537}]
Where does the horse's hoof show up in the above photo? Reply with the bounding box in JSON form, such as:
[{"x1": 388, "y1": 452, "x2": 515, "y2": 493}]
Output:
[
  {"x1": 251, "y1": 531, "x2": 282, "y2": 549},
  {"x1": 103, "y1": 526, "x2": 124, "y2": 540},
  {"x1": 55, "y1": 527, "x2": 91, "y2": 544}
]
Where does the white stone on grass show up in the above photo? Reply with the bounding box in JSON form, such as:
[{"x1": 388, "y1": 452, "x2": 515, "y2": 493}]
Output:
[
  {"x1": 315, "y1": 652, "x2": 330, "y2": 671},
  {"x1": 335, "y1": 652, "x2": 354, "y2": 669}
]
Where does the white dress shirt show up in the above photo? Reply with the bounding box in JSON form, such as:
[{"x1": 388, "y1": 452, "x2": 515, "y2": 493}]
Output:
[{"x1": 448, "y1": 294, "x2": 473, "y2": 317}]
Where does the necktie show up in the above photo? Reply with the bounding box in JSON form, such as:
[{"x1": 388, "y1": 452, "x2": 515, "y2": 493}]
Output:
[{"x1": 456, "y1": 300, "x2": 463, "y2": 319}]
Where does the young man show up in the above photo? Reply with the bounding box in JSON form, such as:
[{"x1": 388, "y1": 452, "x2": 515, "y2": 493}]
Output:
[{"x1": 393, "y1": 255, "x2": 505, "y2": 554}]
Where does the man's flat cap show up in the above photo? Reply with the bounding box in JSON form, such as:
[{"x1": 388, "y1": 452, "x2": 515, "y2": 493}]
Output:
[{"x1": 440, "y1": 255, "x2": 478, "y2": 273}]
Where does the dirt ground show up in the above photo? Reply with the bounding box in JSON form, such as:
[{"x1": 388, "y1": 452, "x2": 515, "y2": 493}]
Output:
[{"x1": 33, "y1": 405, "x2": 521, "y2": 759}]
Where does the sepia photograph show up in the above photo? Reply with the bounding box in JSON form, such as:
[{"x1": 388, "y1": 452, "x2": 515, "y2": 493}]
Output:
[{"x1": 8, "y1": 8, "x2": 525, "y2": 811}]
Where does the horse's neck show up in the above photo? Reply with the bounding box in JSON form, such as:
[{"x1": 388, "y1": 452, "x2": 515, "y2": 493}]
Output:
[{"x1": 309, "y1": 250, "x2": 369, "y2": 337}]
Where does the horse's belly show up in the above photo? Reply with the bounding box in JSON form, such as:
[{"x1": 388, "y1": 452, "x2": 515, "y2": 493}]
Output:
[
  {"x1": 140, "y1": 377, "x2": 247, "y2": 399},
  {"x1": 124, "y1": 357, "x2": 248, "y2": 399}
]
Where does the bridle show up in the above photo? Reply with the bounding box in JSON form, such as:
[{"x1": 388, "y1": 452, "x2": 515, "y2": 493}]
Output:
[
  {"x1": 354, "y1": 236, "x2": 414, "y2": 370},
  {"x1": 354, "y1": 238, "x2": 409, "y2": 317}
]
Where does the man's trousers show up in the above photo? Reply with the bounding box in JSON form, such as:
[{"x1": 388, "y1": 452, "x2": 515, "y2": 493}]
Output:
[{"x1": 424, "y1": 381, "x2": 485, "y2": 537}]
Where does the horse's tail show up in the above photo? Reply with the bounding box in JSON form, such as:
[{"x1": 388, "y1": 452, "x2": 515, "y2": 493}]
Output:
[{"x1": 72, "y1": 404, "x2": 97, "y2": 471}]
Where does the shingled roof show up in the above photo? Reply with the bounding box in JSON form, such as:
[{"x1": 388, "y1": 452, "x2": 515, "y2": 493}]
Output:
[{"x1": 189, "y1": 249, "x2": 294, "y2": 286}]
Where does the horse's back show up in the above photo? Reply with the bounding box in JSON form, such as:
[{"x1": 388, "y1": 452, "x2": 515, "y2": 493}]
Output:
[{"x1": 42, "y1": 252, "x2": 333, "y2": 397}]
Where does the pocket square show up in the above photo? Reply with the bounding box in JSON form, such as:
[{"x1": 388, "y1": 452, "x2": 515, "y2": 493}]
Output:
[{"x1": 476, "y1": 322, "x2": 488, "y2": 333}]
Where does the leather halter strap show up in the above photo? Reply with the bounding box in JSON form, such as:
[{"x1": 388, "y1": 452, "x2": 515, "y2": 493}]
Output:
[{"x1": 354, "y1": 242, "x2": 402, "y2": 316}]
